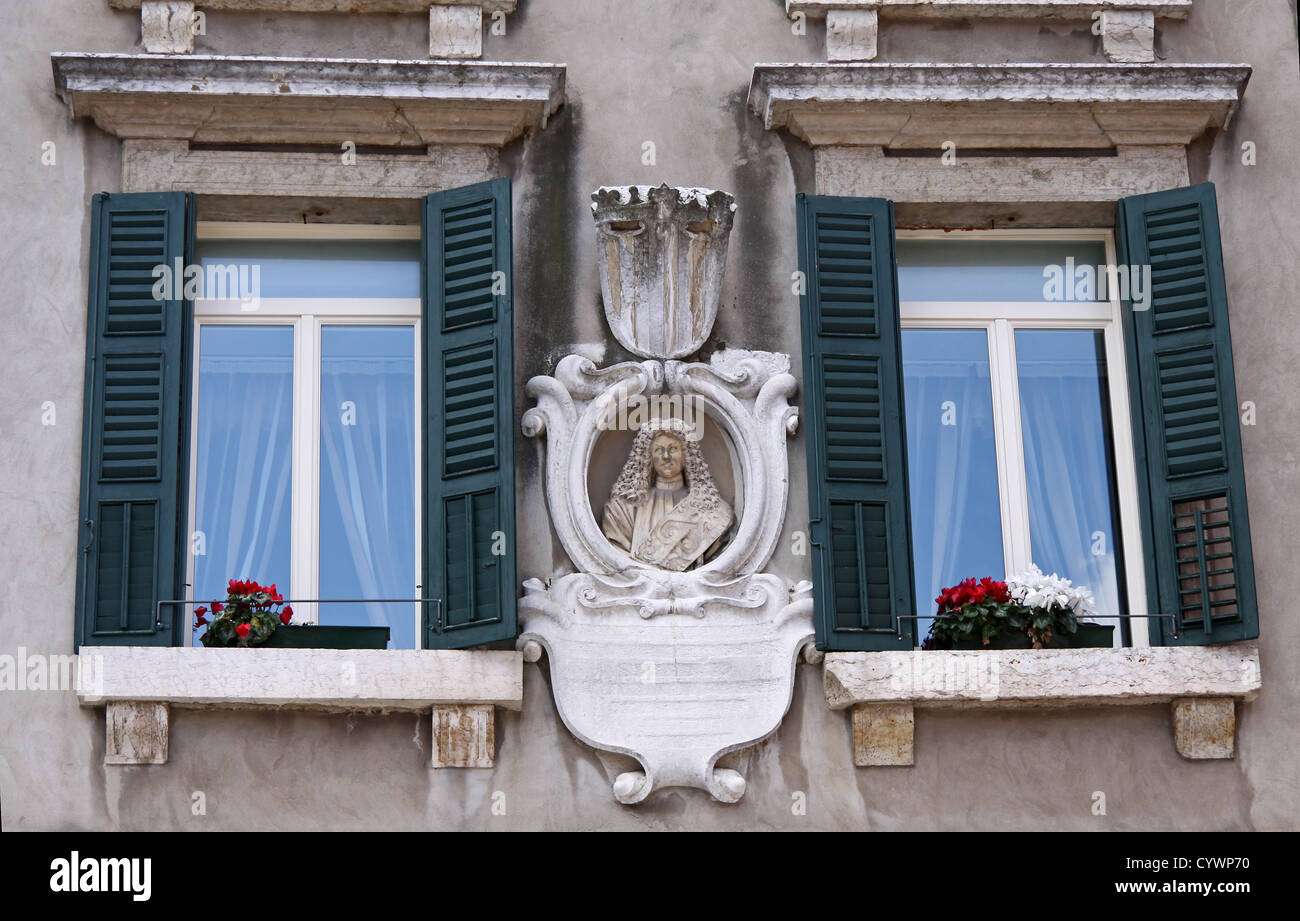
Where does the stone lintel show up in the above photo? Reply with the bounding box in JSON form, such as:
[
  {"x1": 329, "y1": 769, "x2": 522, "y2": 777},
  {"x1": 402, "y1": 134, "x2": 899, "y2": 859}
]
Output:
[
  {"x1": 431, "y1": 704, "x2": 495, "y2": 768},
  {"x1": 52, "y1": 53, "x2": 565, "y2": 148},
  {"x1": 851, "y1": 702, "x2": 913, "y2": 766},
  {"x1": 748, "y1": 63, "x2": 1251, "y2": 149},
  {"x1": 112, "y1": 0, "x2": 517, "y2": 11},
  {"x1": 1171, "y1": 698, "x2": 1236, "y2": 759},
  {"x1": 786, "y1": 1, "x2": 1190, "y2": 20},
  {"x1": 815, "y1": 143, "x2": 1190, "y2": 223},
  {"x1": 105, "y1": 701, "x2": 169, "y2": 765},
  {"x1": 121, "y1": 139, "x2": 498, "y2": 216}
]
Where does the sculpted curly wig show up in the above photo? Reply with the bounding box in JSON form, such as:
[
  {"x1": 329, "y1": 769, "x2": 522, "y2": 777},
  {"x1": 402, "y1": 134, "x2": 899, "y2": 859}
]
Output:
[{"x1": 609, "y1": 418, "x2": 723, "y2": 511}]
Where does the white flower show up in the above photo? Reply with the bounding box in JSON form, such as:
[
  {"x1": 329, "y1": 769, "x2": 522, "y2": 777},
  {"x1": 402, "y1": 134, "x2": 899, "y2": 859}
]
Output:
[{"x1": 1006, "y1": 564, "x2": 1095, "y2": 617}]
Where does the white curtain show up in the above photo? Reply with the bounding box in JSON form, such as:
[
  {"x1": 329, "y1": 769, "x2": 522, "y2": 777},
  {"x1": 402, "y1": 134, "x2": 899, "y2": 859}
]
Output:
[
  {"x1": 192, "y1": 328, "x2": 294, "y2": 642},
  {"x1": 903, "y1": 343, "x2": 1005, "y2": 640},
  {"x1": 318, "y1": 328, "x2": 416, "y2": 647},
  {"x1": 1016, "y1": 333, "x2": 1123, "y2": 621}
]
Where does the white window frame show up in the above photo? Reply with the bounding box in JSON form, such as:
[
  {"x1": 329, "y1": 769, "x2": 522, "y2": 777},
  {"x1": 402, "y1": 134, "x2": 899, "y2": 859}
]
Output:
[
  {"x1": 897, "y1": 228, "x2": 1150, "y2": 647},
  {"x1": 186, "y1": 222, "x2": 425, "y2": 647}
]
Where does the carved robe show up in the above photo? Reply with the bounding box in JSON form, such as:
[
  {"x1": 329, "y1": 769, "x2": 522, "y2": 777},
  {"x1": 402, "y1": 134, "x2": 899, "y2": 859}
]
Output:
[{"x1": 602, "y1": 481, "x2": 733, "y2": 571}]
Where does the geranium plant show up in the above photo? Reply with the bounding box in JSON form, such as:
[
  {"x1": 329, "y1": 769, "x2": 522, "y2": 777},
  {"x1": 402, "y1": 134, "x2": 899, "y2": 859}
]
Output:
[{"x1": 195, "y1": 579, "x2": 294, "y2": 648}]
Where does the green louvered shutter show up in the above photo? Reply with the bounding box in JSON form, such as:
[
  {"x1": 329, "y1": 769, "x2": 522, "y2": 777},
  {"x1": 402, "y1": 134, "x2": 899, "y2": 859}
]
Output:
[
  {"x1": 76, "y1": 191, "x2": 194, "y2": 648},
  {"x1": 797, "y1": 195, "x2": 915, "y2": 651},
  {"x1": 422, "y1": 179, "x2": 517, "y2": 649},
  {"x1": 1116, "y1": 183, "x2": 1258, "y2": 645}
]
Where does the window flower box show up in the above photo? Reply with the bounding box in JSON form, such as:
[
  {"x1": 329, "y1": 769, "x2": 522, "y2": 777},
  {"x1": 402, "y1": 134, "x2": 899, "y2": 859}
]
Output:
[
  {"x1": 947, "y1": 623, "x2": 1114, "y2": 650},
  {"x1": 261, "y1": 624, "x2": 390, "y2": 650}
]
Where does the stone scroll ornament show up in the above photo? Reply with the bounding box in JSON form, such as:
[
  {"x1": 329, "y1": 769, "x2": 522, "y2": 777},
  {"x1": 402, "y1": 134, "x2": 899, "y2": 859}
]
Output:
[{"x1": 518, "y1": 186, "x2": 815, "y2": 805}]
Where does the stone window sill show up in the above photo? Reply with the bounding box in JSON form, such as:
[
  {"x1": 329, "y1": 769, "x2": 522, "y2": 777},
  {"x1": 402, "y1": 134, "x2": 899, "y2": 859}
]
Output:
[
  {"x1": 77, "y1": 646, "x2": 522, "y2": 767},
  {"x1": 823, "y1": 644, "x2": 1261, "y2": 764}
]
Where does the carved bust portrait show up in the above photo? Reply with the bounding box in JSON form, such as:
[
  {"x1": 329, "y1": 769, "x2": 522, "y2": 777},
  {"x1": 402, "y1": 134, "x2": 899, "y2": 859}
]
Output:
[{"x1": 601, "y1": 419, "x2": 734, "y2": 571}]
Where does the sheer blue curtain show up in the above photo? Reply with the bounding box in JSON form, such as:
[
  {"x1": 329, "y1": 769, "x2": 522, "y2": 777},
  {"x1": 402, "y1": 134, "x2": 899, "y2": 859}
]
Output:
[
  {"x1": 902, "y1": 329, "x2": 1006, "y2": 643},
  {"x1": 318, "y1": 326, "x2": 417, "y2": 649},
  {"x1": 1015, "y1": 329, "x2": 1125, "y2": 628},
  {"x1": 192, "y1": 326, "x2": 294, "y2": 645}
]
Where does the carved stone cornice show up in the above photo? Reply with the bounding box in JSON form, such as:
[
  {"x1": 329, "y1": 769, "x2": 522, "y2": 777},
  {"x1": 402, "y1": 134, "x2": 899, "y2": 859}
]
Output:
[
  {"x1": 110, "y1": 0, "x2": 517, "y2": 11},
  {"x1": 748, "y1": 62, "x2": 1250, "y2": 148},
  {"x1": 51, "y1": 52, "x2": 566, "y2": 147},
  {"x1": 784, "y1": 1, "x2": 1190, "y2": 20}
]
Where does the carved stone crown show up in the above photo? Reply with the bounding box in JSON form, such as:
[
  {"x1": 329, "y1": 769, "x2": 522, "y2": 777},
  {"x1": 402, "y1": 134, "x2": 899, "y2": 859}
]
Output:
[{"x1": 592, "y1": 184, "x2": 736, "y2": 360}]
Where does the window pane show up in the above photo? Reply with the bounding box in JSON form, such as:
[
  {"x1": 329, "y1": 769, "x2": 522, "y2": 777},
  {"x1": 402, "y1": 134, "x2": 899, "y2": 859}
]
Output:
[
  {"x1": 192, "y1": 325, "x2": 294, "y2": 645},
  {"x1": 195, "y1": 240, "x2": 421, "y2": 299},
  {"x1": 897, "y1": 239, "x2": 1107, "y2": 302},
  {"x1": 319, "y1": 326, "x2": 418, "y2": 649},
  {"x1": 902, "y1": 329, "x2": 1005, "y2": 642},
  {"x1": 1015, "y1": 329, "x2": 1126, "y2": 630}
]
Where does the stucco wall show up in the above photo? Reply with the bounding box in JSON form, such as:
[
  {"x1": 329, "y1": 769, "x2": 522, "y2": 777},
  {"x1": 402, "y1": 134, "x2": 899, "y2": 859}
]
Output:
[{"x1": 0, "y1": 0, "x2": 1296, "y2": 830}]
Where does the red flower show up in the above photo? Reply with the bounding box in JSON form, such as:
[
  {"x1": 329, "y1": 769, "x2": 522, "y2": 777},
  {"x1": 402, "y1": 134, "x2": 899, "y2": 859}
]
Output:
[
  {"x1": 194, "y1": 605, "x2": 208, "y2": 617},
  {"x1": 282, "y1": 605, "x2": 294, "y2": 619},
  {"x1": 212, "y1": 601, "x2": 225, "y2": 613},
  {"x1": 936, "y1": 576, "x2": 1014, "y2": 613},
  {"x1": 235, "y1": 623, "x2": 251, "y2": 639},
  {"x1": 280, "y1": 610, "x2": 293, "y2": 625},
  {"x1": 194, "y1": 611, "x2": 208, "y2": 628}
]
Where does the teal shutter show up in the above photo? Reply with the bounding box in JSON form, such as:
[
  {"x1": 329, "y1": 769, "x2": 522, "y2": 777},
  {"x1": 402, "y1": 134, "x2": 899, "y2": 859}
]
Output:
[
  {"x1": 76, "y1": 191, "x2": 194, "y2": 648},
  {"x1": 422, "y1": 179, "x2": 517, "y2": 649},
  {"x1": 1116, "y1": 183, "x2": 1258, "y2": 645},
  {"x1": 796, "y1": 195, "x2": 915, "y2": 651}
]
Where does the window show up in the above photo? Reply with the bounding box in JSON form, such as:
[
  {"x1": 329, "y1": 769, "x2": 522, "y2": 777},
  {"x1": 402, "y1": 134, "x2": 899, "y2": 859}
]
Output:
[
  {"x1": 188, "y1": 226, "x2": 422, "y2": 649},
  {"x1": 792, "y1": 190, "x2": 1259, "y2": 653},
  {"x1": 75, "y1": 181, "x2": 518, "y2": 652},
  {"x1": 896, "y1": 232, "x2": 1146, "y2": 647}
]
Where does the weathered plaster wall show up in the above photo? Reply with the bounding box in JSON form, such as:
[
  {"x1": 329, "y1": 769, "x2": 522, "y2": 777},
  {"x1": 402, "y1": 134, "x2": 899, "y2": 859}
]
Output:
[{"x1": 0, "y1": 0, "x2": 1296, "y2": 830}]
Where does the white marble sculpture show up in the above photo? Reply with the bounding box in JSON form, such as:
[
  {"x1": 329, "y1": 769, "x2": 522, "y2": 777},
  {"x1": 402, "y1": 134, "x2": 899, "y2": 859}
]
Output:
[
  {"x1": 519, "y1": 187, "x2": 813, "y2": 805},
  {"x1": 601, "y1": 418, "x2": 733, "y2": 571}
]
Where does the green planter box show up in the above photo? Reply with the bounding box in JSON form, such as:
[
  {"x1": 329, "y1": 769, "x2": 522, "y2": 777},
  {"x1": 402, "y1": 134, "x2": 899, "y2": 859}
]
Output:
[
  {"x1": 946, "y1": 624, "x2": 1115, "y2": 651},
  {"x1": 260, "y1": 625, "x2": 390, "y2": 649}
]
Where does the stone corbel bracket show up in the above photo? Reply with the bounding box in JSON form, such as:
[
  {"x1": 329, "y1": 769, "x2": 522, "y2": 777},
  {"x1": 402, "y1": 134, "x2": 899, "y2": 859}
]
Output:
[
  {"x1": 77, "y1": 646, "x2": 523, "y2": 767},
  {"x1": 113, "y1": 1, "x2": 518, "y2": 59},
  {"x1": 823, "y1": 645, "x2": 1261, "y2": 765},
  {"x1": 784, "y1": 1, "x2": 1192, "y2": 63}
]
